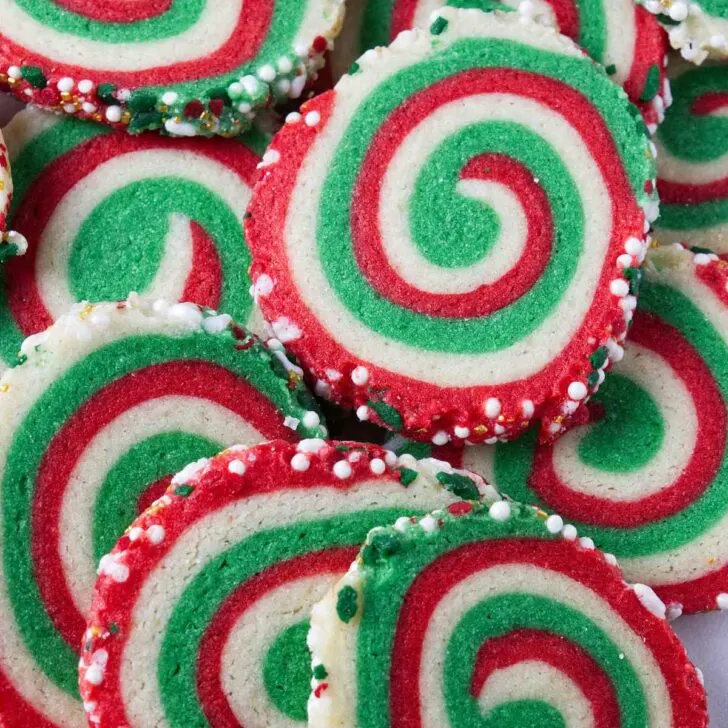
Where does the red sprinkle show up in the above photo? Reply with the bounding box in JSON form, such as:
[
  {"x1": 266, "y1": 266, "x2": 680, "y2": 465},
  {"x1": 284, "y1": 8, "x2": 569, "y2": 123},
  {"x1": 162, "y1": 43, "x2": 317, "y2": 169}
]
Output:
[
  {"x1": 314, "y1": 683, "x2": 329, "y2": 698},
  {"x1": 312, "y1": 36, "x2": 328, "y2": 54},
  {"x1": 184, "y1": 100, "x2": 205, "y2": 118},
  {"x1": 448, "y1": 501, "x2": 474, "y2": 516}
]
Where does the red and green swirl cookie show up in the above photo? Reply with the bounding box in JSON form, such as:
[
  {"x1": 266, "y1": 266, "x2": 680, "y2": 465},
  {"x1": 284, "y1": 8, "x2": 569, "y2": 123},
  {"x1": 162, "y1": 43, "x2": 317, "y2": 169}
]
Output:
[
  {"x1": 78, "y1": 440, "x2": 495, "y2": 727},
  {"x1": 0, "y1": 130, "x2": 24, "y2": 262},
  {"x1": 0, "y1": 108, "x2": 269, "y2": 375},
  {"x1": 247, "y1": 7, "x2": 658, "y2": 446},
  {"x1": 0, "y1": 298, "x2": 326, "y2": 728},
  {"x1": 331, "y1": 1, "x2": 669, "y2": 131},
  {"x1": 0, "y1": 1, "x2": 344, "y2": 136},
  {"x1": 655, "y1": 58, "x2": 728, "y2": 253},
  {"x1": 640, "y1": 0, "x2": 728, "y2": 64},
  {"x1": 309, "y1": 501, "x2": 708, "y2": 728},
  {"x1": 459, "y1": 246, "x2": 728, "y2": 615}
]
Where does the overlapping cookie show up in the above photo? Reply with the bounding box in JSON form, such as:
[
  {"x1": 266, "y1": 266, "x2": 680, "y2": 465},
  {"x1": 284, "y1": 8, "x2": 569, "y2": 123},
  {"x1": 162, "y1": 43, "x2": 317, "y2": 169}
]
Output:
[
  {"x1": 0, "y1": 1, "x2": 345, "y2": 136},
  {"x1": 309, "y1": 501, "x2": 707, "y2": 727},
  {"x1": 247, "y1": 7, "x2": 657, "y2": 445},
  {"x1": 0, "y1": 108, "x2": 270, "y2": 374},
  {"x1": 79, "y1": 441, "x2": 496, "y2": 727},
  {"x1": 0, "y1": 297, "x2": 326, "y2": 728},
  {"x1": 640, "y1": 0, "x2": 728, "y2": 64},
  {"x1": 331, "y1": 0, "x2": 669, "y2": 130},
  {"x1": 462, "y1": 247, "x2": 728, "y2": 615},
  {"x1": 655, "y1": 58, "x2": 728, "y2": 253}
]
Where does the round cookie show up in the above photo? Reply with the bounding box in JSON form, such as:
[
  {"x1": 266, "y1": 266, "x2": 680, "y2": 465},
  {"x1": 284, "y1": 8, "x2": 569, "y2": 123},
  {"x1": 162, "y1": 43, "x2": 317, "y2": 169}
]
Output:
[
  {"x1": 247, "y1": 7, "x2": 658, "y2": 446},
  {"x1": 0, "y1": 297, "x2": 326, "y2": 728},
  {"x1": 309, "y1": 501, "x2": 707, "y2": 728},
  {"x1": 0, "y1": 108, "x2": 268, "y2": 375},
  {"x1": 330, "y1": 1, "x2": 669, "y2": 130},
  {"x1": 0, "y1": 128, "x2": 24, "y2": 262},
  {"x1": 78, "y1": 440, "x2": 496, "y2": 727},
  {"x1": 0, "y1": 1, "x2": 345, "y2": 136},
  {"x1": 639, "y1": 0, "x2": 728, "y2": 64},
  {"x1": 654, "y1": 57, "x2": 728, "y2": 253},
  {"x1": 459, "y1": 246, "x2": 728, "y2": 615}
]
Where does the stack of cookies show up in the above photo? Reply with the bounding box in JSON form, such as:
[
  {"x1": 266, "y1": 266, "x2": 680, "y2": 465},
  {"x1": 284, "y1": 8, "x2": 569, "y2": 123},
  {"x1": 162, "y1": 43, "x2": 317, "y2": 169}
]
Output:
[{"x1": 0, "y1": 2, "x2": 723, "y2": 727}]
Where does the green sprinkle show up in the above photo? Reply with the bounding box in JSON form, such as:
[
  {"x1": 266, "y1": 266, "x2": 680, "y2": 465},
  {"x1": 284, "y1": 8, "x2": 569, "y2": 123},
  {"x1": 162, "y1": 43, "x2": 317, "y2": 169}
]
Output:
[
  {"x1": 395, "y1": 441, "x2": 432, "y2": 459},
  {"x1": 430, "y1": 16, "x2": 448, "y2": 35},
  {"x1": 624, "y1": 267, "x2": 643, "y2": 296},
  {"x1": 15, "y1": 354, "x2": 27, "y2": 367},
  {"x1": 364, "y1": 531, "x2": 401, "y2": 564},
  {"x1": 588, "y1": 371, "x2": 601, "y2": 389},
  {"x1": 399, "y1": 468, "x2": 418, "y2": 487},
  {"x1": 605, "y1": 64, "x2": 617, "y2": 76},
  {"x1": 335, "y1": 445, "x2": 350, "y2": 452},
  {"x1": 313, "y1": 664, "x2": 328, "y2": 680},
  {"x1": 108, "y1": 622, "x2": 120, "y2": 635},
  {"x1": 128, "y1": 111, "x2": 164, "y2": 134},
  {"x1": 640, "y1": 64, "x2": 660, "y2": 102},
  {"x1": 336, "y1": 586, "x2": 358, "y2": 624},
  {"x1": 20, "y1": 66, "x2": 46, "y2": 89},
  {"x1": 691, "y1": 246, "x2": 717, "y2": 255},
  {"x1": 590, "y1": 347, "x2": 609, "y2": 370},
  {"x1": 207, "y1": 86, "x2": 231, "y2": 102},
  {"x1": 349, "y1": 62, "x2": 361, "y2": 75},
  {"x1": 369, "y1": 400, "x2": 403, "y2": 430},
  {"x1": 174, "y1": 484, "x2": 194, "y2": 497},
  {"x1": 436, "y1": 471, "x2": 480, "y2": 500},
  {"x1": 96, "y1": 83, "x2": 117, "y2": 105},
  {"x1": 128, "y1": 91, "x2": 158, "y2": 113}
]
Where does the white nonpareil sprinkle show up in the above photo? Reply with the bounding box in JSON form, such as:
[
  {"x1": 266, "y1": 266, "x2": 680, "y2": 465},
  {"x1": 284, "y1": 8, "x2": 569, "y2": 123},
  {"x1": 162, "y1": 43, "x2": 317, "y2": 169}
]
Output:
[
  {"x1": 283, "y1": 416, "x2": 300, "y2": 431},
  {"x1": 521, "y1": 399, "x2": 535, "y2": 418},
  {"x1": 370, "y1": 458, "x2": 386, "y2": 475},
  {"x1": 716, "y1": 593, "x2": 728, "y2": 610},
  {"x1": 484, "y1": 397, "x2": 501, "y2": 418},
  {"x1": 489, "y1": 501, "x2": 511, "y2": 522},
  {"x1": 562, "y1": 524, "x2": 578, "y2": 541},
  {"x1": 454, "y1": 426, "x2": 470, "y2": 439},
  {"x1": 105, "y1": 106, "x2": 123, "y2": 123},
  {"x1": 631, "y1": 583, "x2": 667, "y2": 620},
  {"x1": 567, "y1": 381, "x2": 588, "y2": 401},
  {"x1": 305, "y1": 110, "x2": 321, "y2": 127},
  {"x1": 610, "y1": 279, "x2": 630, "y2": 298},
  {"x1": 297, "y1": 438, "x2": 327, "y2": 453},
  {"x1": 228, "y1": 459, "x2": 246, "y2": 476},
  {"x1": 356, "y1": 405, "x2": 370, "y2": 421},
  {"x1": 302, "y1": 411, "x2": 321, "y2": 429},
  {"x1": 333, "y1": 460, "x2": 352, "y2": 479},
  {"x1": 545, "y1": 514, "x2": 564, "y2": 534},
  {"x1": 432, "y1": 431, "x2": 450, "y2": 446},
  {"x1": 146, "y1": 525, "x2": 165, "y2": 545},
  {"x1": 351, "y1": 366, "x2": 369, "y2": 386},
  {"x1": 291, "y1": 453, "x2": 310, "y2": 472},
  {"x1": 419, "y1": 515, "x2": 438, "y2": 533}
]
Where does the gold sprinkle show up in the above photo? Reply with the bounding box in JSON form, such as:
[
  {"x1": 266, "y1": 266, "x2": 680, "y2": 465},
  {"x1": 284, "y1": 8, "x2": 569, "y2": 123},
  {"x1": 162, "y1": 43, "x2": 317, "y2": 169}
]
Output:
[
  {"x1": 78, "y1": 303, "x2": 94, "y2": 320},
  {"x1": 473, "y1": 425, "x2": 487, "y2": 435},
  {"x1": 0, "y1": 384, "x2": 9, "y2": 393}
]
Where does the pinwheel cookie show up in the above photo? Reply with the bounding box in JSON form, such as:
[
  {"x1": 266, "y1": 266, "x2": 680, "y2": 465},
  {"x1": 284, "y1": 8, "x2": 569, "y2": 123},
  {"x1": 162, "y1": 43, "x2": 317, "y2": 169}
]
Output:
[
  {"x1": 0, "y1": 127, "x2": 24, "y2": 262},
  {"x1": 0, "y1": 108, "x2": 269, "y2": 374},
  {"x1": 309, "y1": 501, "x2": 707, "y2": 728},
  {"x1": 640, "y1": 0, "x2": 728, "y2": 64},
  {"x1": 655, "y1": 58, "x2": 728, "y2": 253},
  {"x1": 0, "y1": 0, "x2": 345, "y2": 136},
  {"x1": 331, "y1": 0, "x2": 669, "y2": 130},
  {"x1": 0, "y1": 297, "x2": 325, "y2": 728},
  {"x1": 461, "y1": 246, "x2": 728, "y2": 615},
  {"x1": 79, "y1": 441, "x2": 496, "y2": 727},
  {"x1": 247, "y1": 7, "x2": 658, "y2": 446}
]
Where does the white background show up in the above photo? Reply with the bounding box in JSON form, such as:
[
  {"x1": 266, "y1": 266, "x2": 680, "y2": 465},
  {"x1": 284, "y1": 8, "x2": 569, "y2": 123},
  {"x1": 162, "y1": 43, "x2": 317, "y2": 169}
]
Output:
[{"x1": 0, "y1": 95, "x2": 726, "y2": 724}]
